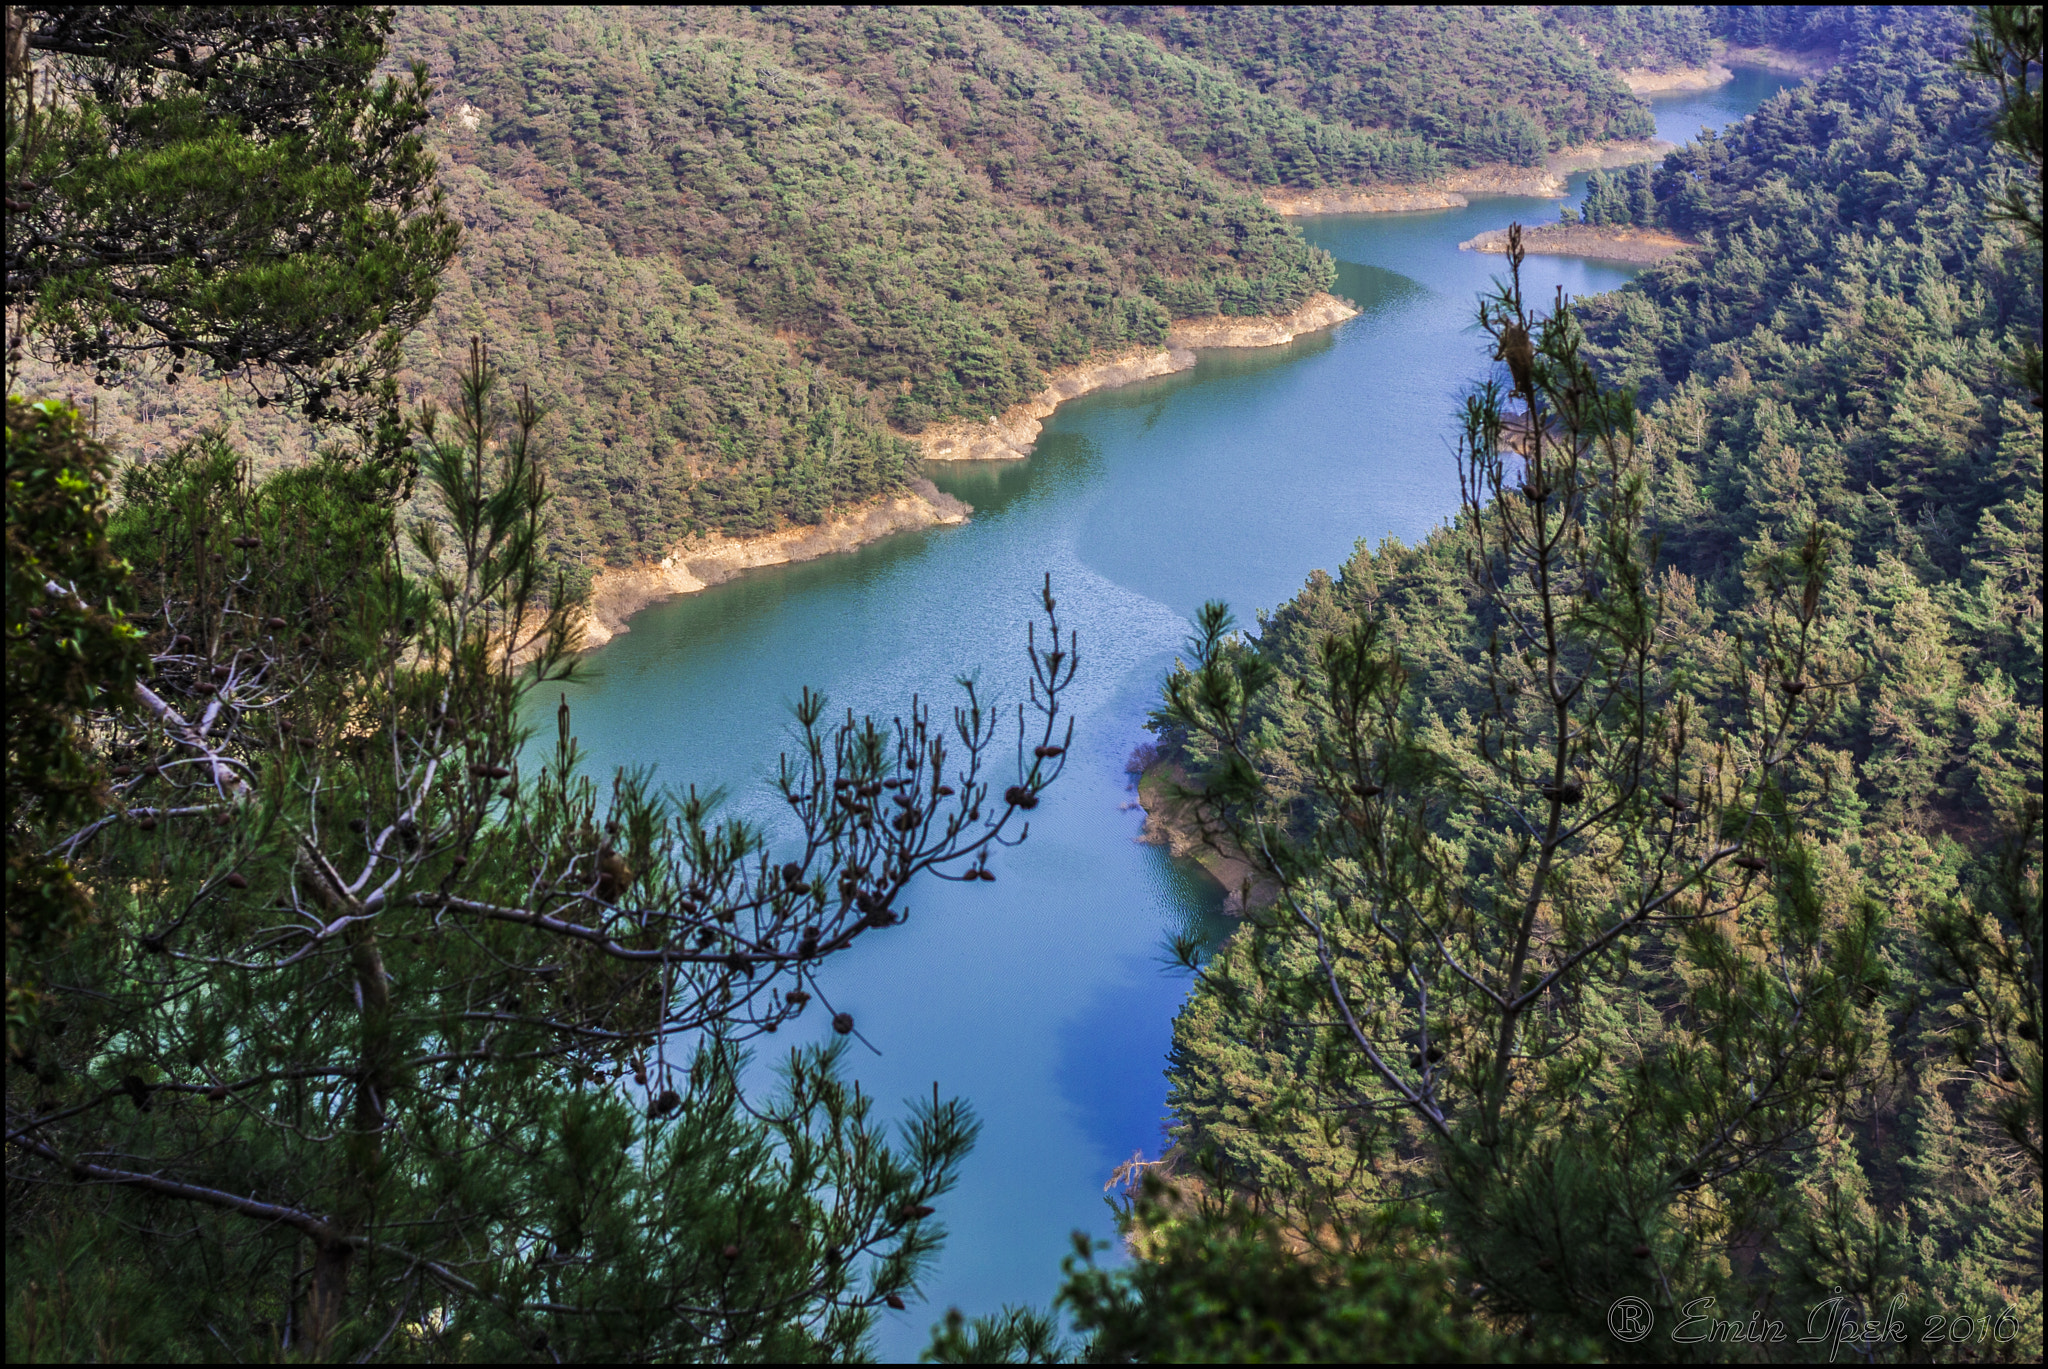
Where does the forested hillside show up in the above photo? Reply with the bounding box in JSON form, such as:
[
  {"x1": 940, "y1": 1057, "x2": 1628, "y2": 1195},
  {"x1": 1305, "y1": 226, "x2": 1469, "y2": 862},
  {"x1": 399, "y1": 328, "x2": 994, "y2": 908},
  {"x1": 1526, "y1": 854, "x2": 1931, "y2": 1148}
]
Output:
[
  {"x1": 15, "y1": 5, "x2": 1900, "y2": 592},
  {"x1": 25, "y1": 5, "x2": 1701, "y2": 578},
  {"x1": 1548, "y1": 3, "x2": 1715, "y2": 72},
  {"x1": 1545, "y1": 5, "x2": 1861, "y2": 74},
  {"x1": 12, "y1": 4, "x2": 2037, "y2": 1359},
  {"x1": 1577, "y1": 11, "x2": 2042, "y2": 756},
  {"x1": 1151, "y1": 3, "x2": 2041, "y2": 1352},
  {"x1": 985, "y1": 7, "x2": 1447, "y2": 190},
  {"x1": 6, "y1": 10, "x2": 1084, "y2": 1357},
  {"x1": 1095, "y1": 5, "x2": 1654, "y2": 166}
]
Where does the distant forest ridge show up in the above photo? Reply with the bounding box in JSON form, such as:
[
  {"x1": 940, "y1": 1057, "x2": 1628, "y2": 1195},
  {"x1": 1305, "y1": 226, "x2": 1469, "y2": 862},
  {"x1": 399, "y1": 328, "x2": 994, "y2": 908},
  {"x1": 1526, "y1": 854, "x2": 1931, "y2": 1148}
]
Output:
[{"x1": 46, "y1": 5, "x2": 1864, "y2": 575}]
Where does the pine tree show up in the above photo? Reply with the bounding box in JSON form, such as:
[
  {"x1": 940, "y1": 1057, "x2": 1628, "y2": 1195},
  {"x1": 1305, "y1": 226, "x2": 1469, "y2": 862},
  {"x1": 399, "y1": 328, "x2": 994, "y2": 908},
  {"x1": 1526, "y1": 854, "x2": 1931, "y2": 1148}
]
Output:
[
  {"x1": 1145, "y1": 229, "x2": 1887, "y2": 1351},
  {"x1": 3, "y1": 6, "x2": 461, "y2": 421},
  {"x1": 4, "y1": 342, "x2": 1082, "y2": 1359},
  {"x1": 3, "y1": 396, "x2": 150, "y2": 1048}
]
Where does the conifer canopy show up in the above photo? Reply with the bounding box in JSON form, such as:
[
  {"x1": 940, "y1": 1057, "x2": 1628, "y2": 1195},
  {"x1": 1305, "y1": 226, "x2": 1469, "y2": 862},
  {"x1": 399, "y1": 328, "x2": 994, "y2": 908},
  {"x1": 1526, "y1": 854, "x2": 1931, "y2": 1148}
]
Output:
[{"x1": 4, "y1": 5, "x2": 460, "y2": 420}]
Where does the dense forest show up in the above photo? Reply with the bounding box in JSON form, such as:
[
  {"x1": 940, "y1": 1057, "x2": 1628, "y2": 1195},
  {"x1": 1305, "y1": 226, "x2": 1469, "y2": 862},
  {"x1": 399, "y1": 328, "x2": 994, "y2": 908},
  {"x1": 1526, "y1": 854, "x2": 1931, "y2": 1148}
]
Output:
[
  {"x1": 1549, "y1": 4, "x2": 1862, "y2": 73},
  {"x1": 18, "y1": 4, "x2": 1745, "y2": 578},
  {"x1": 1096, "y1": 6, "x2": 1653, "y2": 166},
  {"x1": 10, "y1": 4, "x2": 2038, "y2": 1360},
  {"x1": 1151, "y1": 4, "x2": 2042, "y2": 1355},
  {"x1": 8, "y1": 10, "x2": 1089, "y2": 1357},
  {"x1": 1550, "y1": 3, "x2": 1715, "y2": 72}
]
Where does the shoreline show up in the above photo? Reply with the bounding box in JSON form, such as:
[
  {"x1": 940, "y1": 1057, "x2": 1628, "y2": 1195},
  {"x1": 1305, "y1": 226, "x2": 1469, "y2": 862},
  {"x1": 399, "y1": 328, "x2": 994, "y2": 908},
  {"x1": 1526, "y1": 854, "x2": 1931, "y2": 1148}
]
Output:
[
  {"x1": 1263, "y1": 139, "x2": 1674, "y2": 216},
  {"x1": 1263, "y1": 41, "x2": 1842, "y2": 220},
  {"x1": 1718, "y1": 43, "x2": 1839, "y2": 79},
  {"x1": 907, "y1": 346, "x2": 1197, "y2": 462},
  {"x1": 573, "y1": 480, "x2": 969, "y2": 651},
  {"x1": 1459, "y1": 223, "x2": 1696, "y2": 265},
  {"x1": 1619, "y1": 62, "x2": 1733, "y2": 94},
  {"x1": 908, "y1": 292, "x2": 1361, "y2": 462},
  {"x1": 1135, "y1": 760, "x2": 1276, "y2": 916},
  {"x1": 570, "y1": 291, "x2": 1358, "y2": 651}
]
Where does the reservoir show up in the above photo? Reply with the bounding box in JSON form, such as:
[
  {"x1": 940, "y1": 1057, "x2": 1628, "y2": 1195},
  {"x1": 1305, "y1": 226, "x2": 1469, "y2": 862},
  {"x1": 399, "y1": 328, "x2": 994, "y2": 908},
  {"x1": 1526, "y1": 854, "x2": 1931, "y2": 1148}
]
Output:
[{"x1": 544, "y1": 70, "x2": 1794, "y2": 1354}]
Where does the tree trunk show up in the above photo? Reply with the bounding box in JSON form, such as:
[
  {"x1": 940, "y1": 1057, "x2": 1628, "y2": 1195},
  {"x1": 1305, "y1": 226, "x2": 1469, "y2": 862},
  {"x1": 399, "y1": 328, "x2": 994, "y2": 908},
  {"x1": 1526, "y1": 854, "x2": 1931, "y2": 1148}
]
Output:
[{"x1": 303, "y1": 1239, "x2": 354, "y2": 1359}]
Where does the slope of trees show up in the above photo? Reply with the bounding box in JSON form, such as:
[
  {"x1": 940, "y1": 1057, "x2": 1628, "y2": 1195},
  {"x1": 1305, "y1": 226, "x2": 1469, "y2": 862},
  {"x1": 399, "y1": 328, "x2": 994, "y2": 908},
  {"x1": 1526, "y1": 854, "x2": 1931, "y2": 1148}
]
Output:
[
  {"x1": 404, "y1": 6, "x2": 1335, "y2": 427},
  {"x1": 26, "y1": 6, "x2": 1690, "y2": 572},
  {"x1": 410, "y1": 161, "x2": 917, "y2": 556},
  {"x1": 1138, "y1": 5, "x2": 2041, "y2": 1355},
  {"x1": 7, "y1": 11, "x2": 1087, "y2": 1358},
  {"x1": 1545, "y1": 4, "x2": 1716, "y2": 73},
  {"x1": 986, "y1": 6, "x2": 1446, "y2": 190},
  {"x1": 1711, "y1": 3, "x2": 1868, "y2": 54},
  {"x1": 1096, "y1": 5, "x2": 1654, "y2": 167}
]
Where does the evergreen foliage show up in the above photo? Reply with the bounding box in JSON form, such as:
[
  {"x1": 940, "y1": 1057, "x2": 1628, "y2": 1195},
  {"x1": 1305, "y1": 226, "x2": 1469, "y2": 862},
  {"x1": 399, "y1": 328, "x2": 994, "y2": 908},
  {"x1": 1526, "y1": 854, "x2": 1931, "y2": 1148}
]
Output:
[
  {"x1": 1095, "y1": 5, "x2": 1654, "y2": 167},
  {"x1": 5, "y1": 341, "x2": 1084, "y2": 1359},
  {"x1": 984, "y1": 6, "x2": 1445, "y2": 190},
  {"x1": 3, "y1": 398, "x2": 150, "y2": 1049},
  {"x1": 3, "y1": 6, "x2": 461, "y2": 423},
  {"x1": 412, "y1": 169, "x2": 915, "y2": 557},
  {"x1": 1710, "y1": 5, "x2": 1864, "y2": 55},
  {"x1": 1137, "y1": 7, "x2": 2041, "y2": 1357},
  {"x1": 1569, "y1": 162, "x2": 1658, "y2": 227},
  {"x1": 1546, "y1": 5, "x2": 1716, "y2": 74},
  {"x1": 405, "y1": 5, "x2": 1336, "y2": 426},
  {"x1": 1059, "y1": 1178, "x2": 1548, "y2": 1363},
  {"x1": 1960, "y1": 0, "x2": 2044, "y2": 402},
  {"x1": 1153, "y1": 235, "x2": 1898, "y2": 1353}
]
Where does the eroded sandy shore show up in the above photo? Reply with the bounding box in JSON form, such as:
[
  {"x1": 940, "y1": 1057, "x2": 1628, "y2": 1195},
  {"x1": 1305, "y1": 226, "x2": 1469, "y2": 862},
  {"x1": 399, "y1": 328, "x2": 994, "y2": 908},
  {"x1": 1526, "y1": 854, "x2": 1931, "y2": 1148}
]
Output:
[
  {"x1": 1262, "y1": 139, "x2": 1676, "y2": 215},
  {"x1": 573, "y1": 291, "x2": 1362, "y2": 649},
  {"x1": 1619, "y1": 63, "x2": 1734, "y2": 94},
  {"x1": 1719, "y1": 44, "x2": 1838, "y2": 78},
  {"x1": 910, "y1": 292, "x2": 1360, "y2": 462},
  {"x1": 1138, "y1": 758, "x2": 1277, "y2": 918},
  {"x1": 1135, "y1": 761, "x2": 1277, "y2": 916},
  {"x1": 573, "y1": 481, "x2": 970, "y2": 651}
]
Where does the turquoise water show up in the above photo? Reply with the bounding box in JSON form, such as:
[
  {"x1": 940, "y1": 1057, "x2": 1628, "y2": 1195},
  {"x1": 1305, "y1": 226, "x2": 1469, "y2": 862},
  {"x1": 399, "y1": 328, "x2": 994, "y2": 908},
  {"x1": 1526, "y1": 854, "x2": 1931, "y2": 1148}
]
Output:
[
  {"x1": 541, "y1": 70, "x2": 1794, "y2": 1356},
  {"x1": 1643, "y1": 64, "x2": 1805, "y2": 151}
]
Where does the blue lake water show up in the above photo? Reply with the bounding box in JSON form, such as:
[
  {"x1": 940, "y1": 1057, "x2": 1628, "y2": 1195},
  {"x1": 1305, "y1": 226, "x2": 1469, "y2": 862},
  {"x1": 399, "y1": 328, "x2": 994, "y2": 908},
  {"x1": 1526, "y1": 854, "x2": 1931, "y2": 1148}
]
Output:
[{"x1": 542, "y1": 68, "x2": 1795, "y2": 1357}]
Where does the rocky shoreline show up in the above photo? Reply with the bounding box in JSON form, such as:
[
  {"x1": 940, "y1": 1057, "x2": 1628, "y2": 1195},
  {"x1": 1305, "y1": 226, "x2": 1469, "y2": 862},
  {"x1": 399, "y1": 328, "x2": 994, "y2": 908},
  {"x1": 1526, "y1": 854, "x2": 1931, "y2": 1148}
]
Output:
[
  {"x1": 907, "y1": 346, "x2": 1197, "y2": 462},
  {"x1": 1618, "y1": 63, "x2": 1734, "y2": 94},
  {"x1": 1135, "y1": 761, "x2": 1276, "y2": 916},
  {"x1": 1615, "y1": 37, "x2": 1837, "y2": 92},
  {"x1": 570, "y1": 291, "x2": 1359, "y2": 650},
  {"x1": 1719, "y1": 44, "x2": 1838, "y2": 78},
  {"x1": 1261, "y1": 184, "x2": 1465, "y2": 214},
  {"x1": 1459, "y1": 223, "x2": 1696, "y2": 265},
  {"x1": 573, "y1": 480, "x2": 970, "y2": 651},
  {"x1": 1264, "y1": 41, "x2": 1845, "y2": 221},
  {"x1": 1264, "y1": 139, "x2": 1674, "y2": 216},
  {"x1": 909, "y1": 291, "x2": 1360, "y2": 462}
]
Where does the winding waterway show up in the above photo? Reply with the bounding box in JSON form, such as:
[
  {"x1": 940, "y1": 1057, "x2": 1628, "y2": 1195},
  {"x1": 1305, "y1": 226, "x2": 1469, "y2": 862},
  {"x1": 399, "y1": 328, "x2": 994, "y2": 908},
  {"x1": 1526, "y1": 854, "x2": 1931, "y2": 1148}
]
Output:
[{"x1": 543, "y1": 71, "x2": 1794, "y2": 1355}]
